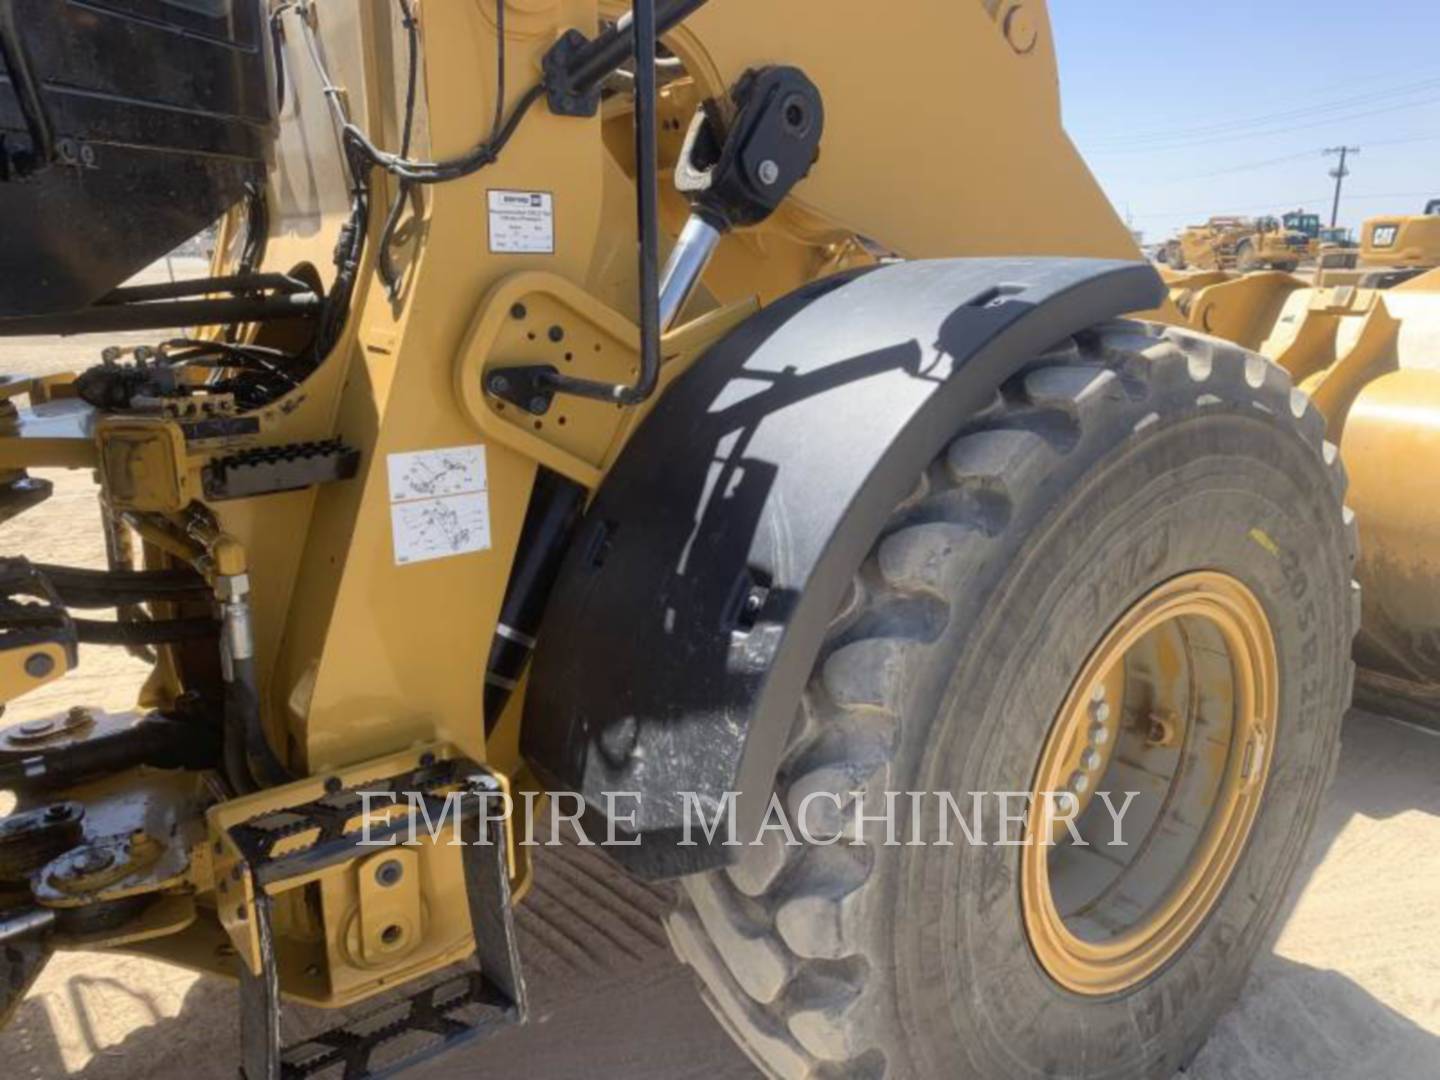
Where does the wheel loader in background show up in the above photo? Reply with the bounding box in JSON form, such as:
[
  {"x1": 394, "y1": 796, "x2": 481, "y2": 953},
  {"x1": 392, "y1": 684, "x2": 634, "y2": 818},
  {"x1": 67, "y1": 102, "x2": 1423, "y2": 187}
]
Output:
[
  {"x1": 1358, "y1": 198, "x2": 1440, "y2": 271},
  {"x1": 1309, "y1": 200, "x2": 1439, "y2": 286},
  {"x1": 0, "y1": 2, "x2": 1434, "y2": 1078}
]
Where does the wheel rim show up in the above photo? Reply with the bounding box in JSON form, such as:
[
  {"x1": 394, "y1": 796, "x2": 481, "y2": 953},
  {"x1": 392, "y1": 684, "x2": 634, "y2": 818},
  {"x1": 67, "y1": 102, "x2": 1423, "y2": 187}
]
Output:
[{"x1": 1021, "y1": 572, "x2": 1277, "y2": 995}]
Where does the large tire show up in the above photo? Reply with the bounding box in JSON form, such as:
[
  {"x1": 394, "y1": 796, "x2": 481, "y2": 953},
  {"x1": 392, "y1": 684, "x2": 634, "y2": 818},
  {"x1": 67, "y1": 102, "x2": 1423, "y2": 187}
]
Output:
[
  {"x1": 666, "y1": 320, "x2": 1358, "y2": 1079},
  {"x1": 1235, "y1": 240, "x2": 1259, "y2": 272}
]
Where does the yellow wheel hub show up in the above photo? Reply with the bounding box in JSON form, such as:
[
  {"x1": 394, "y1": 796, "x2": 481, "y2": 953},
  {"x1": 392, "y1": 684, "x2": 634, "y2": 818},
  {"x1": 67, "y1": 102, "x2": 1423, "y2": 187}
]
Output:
[{"x1": 1021, "y1": 572, "x2": 1277, "y2": 995}]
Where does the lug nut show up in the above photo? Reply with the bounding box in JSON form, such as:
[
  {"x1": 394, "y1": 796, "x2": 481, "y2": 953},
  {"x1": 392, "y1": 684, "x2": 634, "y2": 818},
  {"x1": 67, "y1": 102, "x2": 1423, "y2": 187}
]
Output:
[
  {"x1": 1068, "y1": 771, "x2": 1090, "y2": 796},
  {"x1": 757, "y1": 159, "x2": 780, "y2": 185},
  {"x1": 1080, "y1": 748, "x2": 1102, "y2": 772},
  {"x1": 1088, "y1": 721, "x2": 1110, "y2": 746}
]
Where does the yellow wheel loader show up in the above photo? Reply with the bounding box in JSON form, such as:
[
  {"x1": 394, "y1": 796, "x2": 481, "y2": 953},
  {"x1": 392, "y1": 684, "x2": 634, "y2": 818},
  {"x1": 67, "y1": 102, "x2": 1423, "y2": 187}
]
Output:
[
  {"x1": 0, "y1": 2, "x2": 1430, "y2": 1078},
  {"x1": 1359, "y1": 198, "x2": 1440, "y2": 272},
  {"x1": 1316, "y1": 202, "x2": 1440, "y2": 285}
]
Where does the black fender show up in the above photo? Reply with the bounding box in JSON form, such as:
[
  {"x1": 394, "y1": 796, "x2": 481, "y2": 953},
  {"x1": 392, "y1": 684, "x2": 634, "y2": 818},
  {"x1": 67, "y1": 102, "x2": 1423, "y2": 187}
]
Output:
[{"x1": 521, "y1": 257, "x2": 1165, "y2": 879}]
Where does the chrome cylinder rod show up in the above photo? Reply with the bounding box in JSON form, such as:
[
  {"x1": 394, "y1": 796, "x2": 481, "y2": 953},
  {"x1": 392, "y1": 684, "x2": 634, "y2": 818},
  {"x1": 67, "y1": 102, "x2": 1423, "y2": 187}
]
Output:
[
  {"x1": 658, "y1": 214, "x2": 723, "y2": 330},
  {"x1": 0, "y1": 906, "x2": 55, "y2": 944}
]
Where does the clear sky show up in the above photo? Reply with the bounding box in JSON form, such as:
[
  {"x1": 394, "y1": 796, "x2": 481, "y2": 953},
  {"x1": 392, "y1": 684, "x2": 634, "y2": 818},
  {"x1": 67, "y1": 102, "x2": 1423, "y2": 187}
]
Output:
[{"x1": 1048, "y1": 1, "x2": 1440, "y2": 244}]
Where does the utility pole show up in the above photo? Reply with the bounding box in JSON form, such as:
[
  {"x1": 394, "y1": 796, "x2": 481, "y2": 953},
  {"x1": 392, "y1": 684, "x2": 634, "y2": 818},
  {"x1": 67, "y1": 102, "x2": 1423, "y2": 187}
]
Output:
[{"x1": 1323, "y1": 146, "x2": 1360, "y2": 228}]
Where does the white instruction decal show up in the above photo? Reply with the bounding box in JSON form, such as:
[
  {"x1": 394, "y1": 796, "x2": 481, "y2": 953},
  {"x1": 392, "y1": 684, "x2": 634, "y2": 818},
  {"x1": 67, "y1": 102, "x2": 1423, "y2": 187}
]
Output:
[
  {"x1": 386, "y1": 445, "x2": 491, "y2": 565},
  {"x1": 487, "y1": 189, "x2": 555, "y2": 254}
]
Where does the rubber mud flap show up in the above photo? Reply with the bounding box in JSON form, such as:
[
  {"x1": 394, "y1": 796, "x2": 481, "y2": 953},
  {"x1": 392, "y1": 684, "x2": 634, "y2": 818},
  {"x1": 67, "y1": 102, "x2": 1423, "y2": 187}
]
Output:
[{"x1": 522, "y1": 257, "x2": 1165, "y2": 878}]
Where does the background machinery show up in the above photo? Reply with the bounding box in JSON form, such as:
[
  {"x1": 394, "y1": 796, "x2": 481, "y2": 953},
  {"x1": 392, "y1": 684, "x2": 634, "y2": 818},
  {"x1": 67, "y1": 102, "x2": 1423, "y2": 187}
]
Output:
[
  {"x1": 0, "y1": 2, "x2": 1434, "y2": 1078},
  {"x1": 1163, "y1": 213, "x2": 1313, "y2": 272},
  {"x1": 1310, "y1": 200, "x2": 1440, "y2": 285},
  {"x1": 1358, "y1": 197, "x2": 1440, "y2": 272}
]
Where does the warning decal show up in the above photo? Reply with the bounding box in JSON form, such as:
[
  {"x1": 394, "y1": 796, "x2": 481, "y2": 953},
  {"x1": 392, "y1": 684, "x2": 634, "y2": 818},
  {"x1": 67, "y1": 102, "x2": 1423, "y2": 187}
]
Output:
[{"x1": 386, "y1": 445, "x2": 492, "y2": 565}]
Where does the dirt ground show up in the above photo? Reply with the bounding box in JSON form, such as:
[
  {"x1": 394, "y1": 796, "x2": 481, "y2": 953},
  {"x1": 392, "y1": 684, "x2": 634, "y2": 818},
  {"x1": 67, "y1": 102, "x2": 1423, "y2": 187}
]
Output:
[{"x1": 0, "y1": 260, "x2": 1437, "y2": 1079}]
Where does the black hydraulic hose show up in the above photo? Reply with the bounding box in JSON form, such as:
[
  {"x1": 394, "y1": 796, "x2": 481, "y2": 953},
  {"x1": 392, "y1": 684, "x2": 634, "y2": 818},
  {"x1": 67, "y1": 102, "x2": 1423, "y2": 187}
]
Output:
[
  {"x1": 316, "y1": 150, "x2": 371, "y2": 358},
  {"x1": 73, "y1": 616, "x2": 218, "y2": 646},
  {"x1": 0, "y1": 292, "x2": 322, "y2": 337},
  {"x1": 377, "y1": 0, "x2": 423, "y2": 296},
  {"x1": 223, "y1": 675, "x2": 259, "y2": 795},
  {"x1": 228, "y1": 654, "x2": 291, "y2": 791},
  {"x1": 33, "y1": 563, "x2": 211, "y2": 608},
  {"x1": 99, "y1": 273, "x2": 309, "y2": 305}
]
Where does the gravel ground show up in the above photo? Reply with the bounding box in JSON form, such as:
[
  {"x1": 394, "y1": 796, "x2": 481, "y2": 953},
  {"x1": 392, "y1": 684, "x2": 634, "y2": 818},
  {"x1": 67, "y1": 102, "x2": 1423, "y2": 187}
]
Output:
[{"x1": 0, "y1": 258, "x2": 1436, "y2": 1079}]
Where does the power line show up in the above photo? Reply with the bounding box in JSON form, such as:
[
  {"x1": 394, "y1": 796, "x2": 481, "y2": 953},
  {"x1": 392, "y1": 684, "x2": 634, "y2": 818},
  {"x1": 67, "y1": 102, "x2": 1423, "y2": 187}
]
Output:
[
  {"x1": 1139, "y1": 135, "x2": 1440, "y2": 188},
  {"x1": 1160, "y1": 149, "x2": 1320, "y2": 184},
  {"x1": 1080, "y1": 75, "x2": 1440, "y2": 149},
  {"x1": 1363, "y1": 132, "x2": 1440, "y2": 150},
  {"x1": 1082, "y1": 90, "x2": 1440, "y2": 155}
]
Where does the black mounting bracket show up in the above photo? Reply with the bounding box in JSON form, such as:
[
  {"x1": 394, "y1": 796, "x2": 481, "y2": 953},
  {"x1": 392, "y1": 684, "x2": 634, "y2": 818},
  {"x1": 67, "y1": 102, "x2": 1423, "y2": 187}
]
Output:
[
  {"x1": 676, "y1": 65, "x2": 825, "y2": 231},
  {"x1": 485, "y1": 365, "x2": 557, "y2": 416},
  {"x1": 542, "y1": 29, "x2": 604, "y2": 118}
]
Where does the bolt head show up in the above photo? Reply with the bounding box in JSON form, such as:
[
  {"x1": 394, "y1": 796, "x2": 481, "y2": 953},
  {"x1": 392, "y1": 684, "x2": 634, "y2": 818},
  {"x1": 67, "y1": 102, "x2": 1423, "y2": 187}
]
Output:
[
  {"x1": 1090, "y1": 701, "x2": 1111, "y2": 724},
  {"x1": 489, "y1": 375, "x2": 510, "y2": 395},
  {"x1": 1080, "y1": 748, "x2": 1102, "y2": 772},
  {"x1": 19, "y1": 718, "x2": 52, "y2": 736},
  {"x1": 73, "y1": 846, "x2": 115, "y2": 875},
  {"x1": 1088, "y1": 721, "x2": 1110, "y2": 746},
  {"x1": 375, "y1": 859, "x2": 404, "y2": 887},
  {"x1": 1068, "y1": 771, "x2": 1090, "y2": 796},
  {"x1": 23, "y1": 654, "x2": 54, "y2": 679},
  {"x1": 757, "y1": 159, "x2": 780, "y2": 186}
]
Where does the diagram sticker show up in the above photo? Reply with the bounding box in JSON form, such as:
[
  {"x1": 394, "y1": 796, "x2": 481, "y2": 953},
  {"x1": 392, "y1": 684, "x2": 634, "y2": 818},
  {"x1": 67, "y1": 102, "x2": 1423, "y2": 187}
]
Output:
[
  {"x1": 386, "y1": 445, "x2": 492, "y2": 565},
  {"x1": 487, "y1": 189, "x2": 554, "y2": 254}
]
